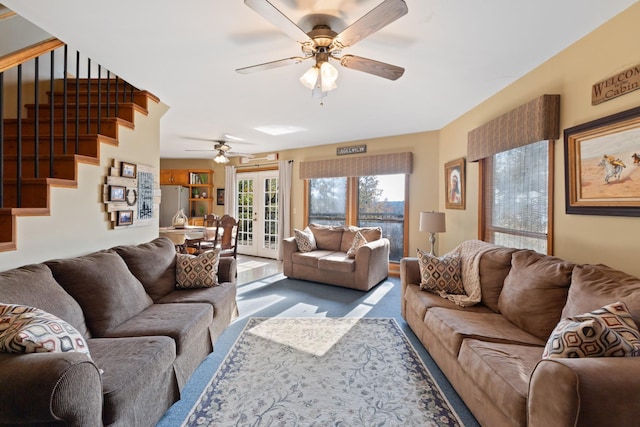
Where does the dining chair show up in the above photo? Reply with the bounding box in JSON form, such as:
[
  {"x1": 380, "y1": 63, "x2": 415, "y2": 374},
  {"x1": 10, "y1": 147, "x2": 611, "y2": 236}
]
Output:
[
  {"x1": 185, "y1": 214, "x2": 219, "y2": 254},
  {"x1": 215, "y1": 214, "x2": 239, "y2": 259}
]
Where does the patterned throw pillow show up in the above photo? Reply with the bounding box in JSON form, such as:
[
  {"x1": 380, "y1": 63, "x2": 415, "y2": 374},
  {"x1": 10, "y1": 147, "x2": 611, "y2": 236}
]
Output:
[
  {"x1": 176, "y1": 250, "x2": 220, "y2": 289},
  {"x1": 543, "y1": 301, "x2": 640, "y2": 358},
  {"x1": 0, "y1": 304, "x2": 90, "y2": 356},
  {"x1": 294, "y1": 227, "x2": 317, "y2": 253},
  {"x1": 347, "y1": 231, "x2": 368, "y2": 258},
  {"x1": 417, "y1": 249, "x2": 465, "y2": 295}
]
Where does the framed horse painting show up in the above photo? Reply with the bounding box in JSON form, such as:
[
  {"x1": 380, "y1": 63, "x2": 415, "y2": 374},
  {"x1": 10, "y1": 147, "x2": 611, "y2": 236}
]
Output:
[{"x1": 564, "y1": 105, "x2": 640, "y2": 216}]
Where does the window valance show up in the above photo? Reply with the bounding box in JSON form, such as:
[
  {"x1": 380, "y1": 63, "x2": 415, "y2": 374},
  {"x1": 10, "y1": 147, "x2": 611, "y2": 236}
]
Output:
[
  {"x1": 467, "y1": 94, "x2": 560, "y2": 162},
  {"x1": 299, "y1": 152, "x2": 412, "y2": 179}
]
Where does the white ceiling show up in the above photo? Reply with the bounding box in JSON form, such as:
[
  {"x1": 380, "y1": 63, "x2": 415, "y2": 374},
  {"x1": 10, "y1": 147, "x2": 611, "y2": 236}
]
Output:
[{"x1": 3, "y1": 0, "x2": 638, "y2": 159}]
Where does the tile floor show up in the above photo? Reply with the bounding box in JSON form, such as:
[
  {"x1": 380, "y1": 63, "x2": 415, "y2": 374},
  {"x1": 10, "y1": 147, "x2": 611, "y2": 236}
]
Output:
[{"x1": 235, "y1": 254, "x2": 283, "y2": 284}]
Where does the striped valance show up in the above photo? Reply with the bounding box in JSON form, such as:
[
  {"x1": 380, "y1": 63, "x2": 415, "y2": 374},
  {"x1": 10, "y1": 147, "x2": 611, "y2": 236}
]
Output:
[
  {"x1": 467, "y1": 94, "x2": 560, "y2": 162},
  {"x1": 299, "y1": 152, "x2": 412, "y2": 179}
]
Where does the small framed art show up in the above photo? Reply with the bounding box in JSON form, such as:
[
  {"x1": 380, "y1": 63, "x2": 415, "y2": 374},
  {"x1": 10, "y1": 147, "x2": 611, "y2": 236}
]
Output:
[
  {"x1": 109, "y1": 185, "x2": 126, "y2": 202},
  {"x1": 117, "y1": 210, "x2": 134, "y2": 226},
  {"x1": 445, "y1": 158, "x2": 465, "y2": 210},
  {"x1": 120, "y1": 162, "x2": 137, "y2": 179}
]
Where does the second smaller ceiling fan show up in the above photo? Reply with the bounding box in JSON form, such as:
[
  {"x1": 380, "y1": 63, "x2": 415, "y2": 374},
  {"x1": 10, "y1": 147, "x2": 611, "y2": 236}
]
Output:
[{"x1": 185, "y1": 139, "x2": 252, "y2": 164}]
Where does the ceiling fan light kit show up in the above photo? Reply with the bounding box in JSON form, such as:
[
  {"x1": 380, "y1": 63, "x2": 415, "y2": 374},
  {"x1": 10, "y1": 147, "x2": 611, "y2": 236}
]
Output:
[{"x1": 239, "y1": 0, "x2": 408, "y2": 101}]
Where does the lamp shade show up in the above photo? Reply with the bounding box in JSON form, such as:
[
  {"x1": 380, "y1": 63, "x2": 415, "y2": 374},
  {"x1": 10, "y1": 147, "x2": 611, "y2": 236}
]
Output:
[{"x1": 419, "y1": 211, "x2": 446, "y2": 233}]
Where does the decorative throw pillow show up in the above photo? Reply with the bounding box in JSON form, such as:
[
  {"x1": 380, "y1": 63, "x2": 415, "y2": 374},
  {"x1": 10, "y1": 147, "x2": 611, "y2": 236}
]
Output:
[
  {"x1": 417, "y1": 249, "x2": 465, "y2": 295},
  {"x1": 347, "y1": 231, "x2": 368, "y2": 258},
  {"x1": 0, "y1": 304, "x2": 90, "y2": 356},
  {"x1": 294, "y1": 227, "x2": 317, "y2": 252},
  {"x1": 543, "y1": 301, "x2": 640, "y2": 359},
  {"x1": 176, "y1": 250, "x2": 220, "y2": 289}
]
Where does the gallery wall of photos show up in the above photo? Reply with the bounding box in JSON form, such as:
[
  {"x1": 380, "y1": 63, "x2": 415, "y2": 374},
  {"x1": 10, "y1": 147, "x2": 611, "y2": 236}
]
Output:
[{"x1": 103, "y1": 159, "x2": 160, "y2": 229}]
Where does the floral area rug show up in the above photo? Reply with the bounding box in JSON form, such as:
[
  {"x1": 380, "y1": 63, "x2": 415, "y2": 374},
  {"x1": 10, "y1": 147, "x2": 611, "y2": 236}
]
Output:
[{"x1": 183, "y1": 317, "x2": 462, "y2": 427}]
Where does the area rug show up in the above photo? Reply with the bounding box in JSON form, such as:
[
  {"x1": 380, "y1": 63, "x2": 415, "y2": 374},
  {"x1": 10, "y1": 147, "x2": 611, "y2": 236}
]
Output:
[{"x1": 182, "y1": 317, "x2": 463, "y2": 426}]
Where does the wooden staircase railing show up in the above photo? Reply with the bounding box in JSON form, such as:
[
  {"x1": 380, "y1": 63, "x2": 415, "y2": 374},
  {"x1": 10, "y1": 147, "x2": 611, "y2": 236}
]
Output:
[{"x1": 0, "y1": 38, "x2": 157, "y2": 250}]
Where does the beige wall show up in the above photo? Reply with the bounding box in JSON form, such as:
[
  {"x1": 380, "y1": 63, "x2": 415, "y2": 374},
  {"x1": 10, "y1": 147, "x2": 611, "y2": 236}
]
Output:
[
  {"x1": 439, "y1": 2, "x2": 640, "y2": 277},
  {"x1": 0, "y1": 99, "x2": 168, "y2": 271}
]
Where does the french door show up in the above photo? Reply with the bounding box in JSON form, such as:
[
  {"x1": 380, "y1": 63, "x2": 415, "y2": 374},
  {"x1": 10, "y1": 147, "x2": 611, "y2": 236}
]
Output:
[{"x1": 236, "y1": 170, "x2": 279, "y2": 259}]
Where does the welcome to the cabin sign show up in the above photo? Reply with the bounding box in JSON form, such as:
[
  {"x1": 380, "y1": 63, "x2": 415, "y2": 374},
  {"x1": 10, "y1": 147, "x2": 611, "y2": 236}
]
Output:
[{"x1": 592, "y1": 63, "x2": 640, "y2": 105}]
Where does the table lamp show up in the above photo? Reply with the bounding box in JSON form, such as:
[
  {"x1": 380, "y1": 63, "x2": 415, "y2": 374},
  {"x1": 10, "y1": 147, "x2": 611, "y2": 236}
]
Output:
[{"x1": 419, "y1": 211, "x2": 446, "y2": 256}]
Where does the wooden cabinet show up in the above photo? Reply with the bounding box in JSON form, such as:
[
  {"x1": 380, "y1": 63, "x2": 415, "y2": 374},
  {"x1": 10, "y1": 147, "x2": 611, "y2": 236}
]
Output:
[
  {"x1": 160, "y1": 169, "x2": 214, "y2": 225},
  {"x1": 160, "y1": 169, "x2": 188, "y2": 185}
]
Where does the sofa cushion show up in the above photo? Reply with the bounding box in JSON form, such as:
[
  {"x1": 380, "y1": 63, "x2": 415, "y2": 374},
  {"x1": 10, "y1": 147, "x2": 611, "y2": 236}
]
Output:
[
  {"x1": 103, "y1": 303, "x2": 212, "y2": 357},
  {"x1": 294, "y1": 227, "x2": 317, "y2": 252},
  {"x1": 317, "y1": 252, "x2": 355, "y2": 273},
  {"x1": 291, "y1": 250, "x2": 334, "y2": 268},
  {"x1": 498, "y1": 250, "x2": 575, "y2": 341},
  {"x1": 113, "y1": 237, "x2": 177, "y2": 301},
  {"x1": 424, "y1": 307, "x2": 545, "y2": 357},
  {"x1": 478, "y1": 247, "x2": 519, "y2": 313},
  {"x1": 458, "y1": 339, "x2": 543, "y2": 427},
  {"x1": 176, "y1": 250, "x2": 220, "y2": 289},
  {"x1": 347, "y1": 231, "x2": 367, "y2": 258},
  {"x1": 308, "y1": 224, "x2": 343, "y2": 251},
  {"x1": 0, "y1": 303, "x2": 90, "y2": 356},
  {"x1": 543, "y1": 301, "x2": 640, "y2": 358},
  {"x1": 0, "y1": 264, "x2": 91, "y2": 339},
  {"x1": 340, "y1": 226, "x2": 382, "y2": 252},
  {"x1": 87, "y1": 336, "x2": 177, "y2": 426},
  {"x1": 562, "y1": 264, "x2": 640, "y2": 324},
  {"x1": 417, "y1": 249, "x2": 464, "y2": 295},
  {"x1": 404, "y1": 283, "x2": 492, "y2": 322},
  {"x1": 46, "y1": 251, "x2": 153, "y2": 337}
]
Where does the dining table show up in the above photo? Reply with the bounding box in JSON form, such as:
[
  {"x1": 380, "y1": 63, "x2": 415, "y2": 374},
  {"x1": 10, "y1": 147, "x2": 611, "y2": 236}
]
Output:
[{"x1": 159, "y1": 225, "x2": 219, "y2": 252}]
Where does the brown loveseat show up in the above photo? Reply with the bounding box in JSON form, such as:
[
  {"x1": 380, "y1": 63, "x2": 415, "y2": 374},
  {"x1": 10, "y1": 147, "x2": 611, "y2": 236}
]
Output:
[
  {"x1": 282, "y1": 223, "x2": 390, "y2": 291},
  {"x1": 401, "y1": 240, "x2": 640, "y2": 427},
  {"x1": 0, "y1": 237, "x2": 238, "y2": 426}
]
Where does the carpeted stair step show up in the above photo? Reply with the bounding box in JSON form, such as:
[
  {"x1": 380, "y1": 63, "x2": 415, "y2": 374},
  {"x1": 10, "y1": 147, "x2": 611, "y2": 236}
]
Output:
[
  {"x1": 24, "y1": 102, "x2": 147, "y2": 122},
  {"x1": 3, "y1": 117, "x2": 132, "y2": 139},
  {"x1": 1, "y1": 134, "x2": 108, "y2": 158}
]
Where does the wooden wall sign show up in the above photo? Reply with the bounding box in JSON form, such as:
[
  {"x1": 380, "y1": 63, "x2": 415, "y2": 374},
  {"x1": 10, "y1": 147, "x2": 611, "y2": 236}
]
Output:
[
  {"x1": 337, "y1": 144, "x2": 366, "y2": 156},
  {"x1": 103, "y1": 159, "x2": 160, "y2": 229},
  {"x1": 592, "y1": 63, "x2": 640, "y2": 105}
]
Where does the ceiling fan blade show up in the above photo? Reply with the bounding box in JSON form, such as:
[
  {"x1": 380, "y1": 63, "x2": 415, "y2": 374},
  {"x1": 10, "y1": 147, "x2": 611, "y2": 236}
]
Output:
[
  {"x1": 332, "y1": 0, "x2": 408, "y2": 49},
  {"x1": 244, "y1": 0, "x2": 313, "y2": 45},
  {"x1": 185, "y1": 149, "x2": 217, "y2": 152},
  {"x1": 236, "y1": 56, "x2": 309, "y2": 74},
  {"x1": 339, "y1": 54, "x2": 404, "y2": 80}
]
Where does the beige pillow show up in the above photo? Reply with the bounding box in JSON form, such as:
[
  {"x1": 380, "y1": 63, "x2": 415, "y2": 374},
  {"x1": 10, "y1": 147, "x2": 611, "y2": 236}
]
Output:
[
  {"x1": 417, "y1": 249, "x2": 465, "y2": 295},
  {"x1": 347, "y1": 231, "x2": 367, "y2": 258},
  {"x1": 294, "y1": 227, "x2": 317, "y2": 252},
  {"x1": 176, "y1": 250, "x2": 220, "y2": 289},
  {"x1": 0, "y1": 304, "x2": 91, "y2": 357},
  {"x1": 543, "y1": 301, "x2": 640, "y2": 358},
  {"x1": 498, "y1": 250, "x2": 574, "y2": 341}
]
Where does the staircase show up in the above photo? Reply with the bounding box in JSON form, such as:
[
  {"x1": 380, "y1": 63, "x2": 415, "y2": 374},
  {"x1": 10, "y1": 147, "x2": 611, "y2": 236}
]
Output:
[{"x1": 0, "y1": 47, "x2": 158, "y2": 251}]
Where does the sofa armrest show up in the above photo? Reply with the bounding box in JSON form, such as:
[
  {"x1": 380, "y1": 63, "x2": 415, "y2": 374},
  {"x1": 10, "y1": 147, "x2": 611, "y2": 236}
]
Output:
[
  {"x1": 218, "y1": 257, "x2": 237, "y2": 284},
  {"x1": 528, "y1": 357, "x2": 640, "y2": 427},
  {"x1": 353, "y1": 238, "x2": 390, "y2": 289},
  {"x1": 399, "y1": 257, "x2": 420, "y2": 318},
  {"x1": 0, "y1": 352, "x2": 103, "y2": 426},
  {"x1": 282, "y1": 236, "x2": 298, "y2": 277}
]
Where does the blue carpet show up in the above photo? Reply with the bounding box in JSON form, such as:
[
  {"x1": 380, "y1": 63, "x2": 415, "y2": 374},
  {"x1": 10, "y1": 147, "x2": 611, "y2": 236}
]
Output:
[{"x1": 156, "y1": 274, "x2": 480, "y2": 426}]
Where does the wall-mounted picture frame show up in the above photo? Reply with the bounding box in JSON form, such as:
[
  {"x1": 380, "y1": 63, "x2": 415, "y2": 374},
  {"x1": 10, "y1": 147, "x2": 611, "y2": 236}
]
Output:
[
  {"x1": 120, "y1": 162, "x2": 137, "y2": 179},
  {"x1": 217, "y1": 188, "x2": 225, "y2": 206},
  {"x1": 445, "y1": 157, "x2": 465, "y2": 210},
  {"x1": 564, "y1": 105, "x2": 640, "y2": 217},
  {"x1": 117, "y1": 210, "x2": 134, "y2": 226},
  {"x1": 109, "y1": 185, "x2": 126, "y2": 202}
]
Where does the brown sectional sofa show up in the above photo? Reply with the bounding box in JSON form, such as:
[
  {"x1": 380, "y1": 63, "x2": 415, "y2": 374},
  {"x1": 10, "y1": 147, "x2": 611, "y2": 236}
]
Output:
[
  {"x1": 282, "y1": 223, "x2": 390, "y2": 291},
  {"x1": 401, "y1": 241, "x2": 640, "y2": 427},
  {"x1": 0, "y1": 237, "x2": 238, "y2": 426}
]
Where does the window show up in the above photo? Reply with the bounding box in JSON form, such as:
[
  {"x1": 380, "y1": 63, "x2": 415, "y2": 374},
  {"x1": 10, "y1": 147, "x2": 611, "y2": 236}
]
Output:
[
  {"x1": 482, "y1": 140, "x2": 551, "y2": 253},
  {"x1": 307, "y1": 174, "x2": 407, "y2": 262}
]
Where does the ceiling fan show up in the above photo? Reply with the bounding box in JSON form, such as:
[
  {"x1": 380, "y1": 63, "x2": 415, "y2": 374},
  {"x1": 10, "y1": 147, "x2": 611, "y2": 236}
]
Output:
[
  {"x1": 185, "y1": 139, "x2": 251, "y2": 164},
  {"x1": 236, "y1": 0, "x2": 408, "y2": 99}
]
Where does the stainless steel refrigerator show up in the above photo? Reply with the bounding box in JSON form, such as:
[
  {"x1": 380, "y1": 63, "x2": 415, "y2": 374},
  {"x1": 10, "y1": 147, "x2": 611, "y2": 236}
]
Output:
[{"x1": 159, "y1": 185, "x2": 190, "y2": 227}]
